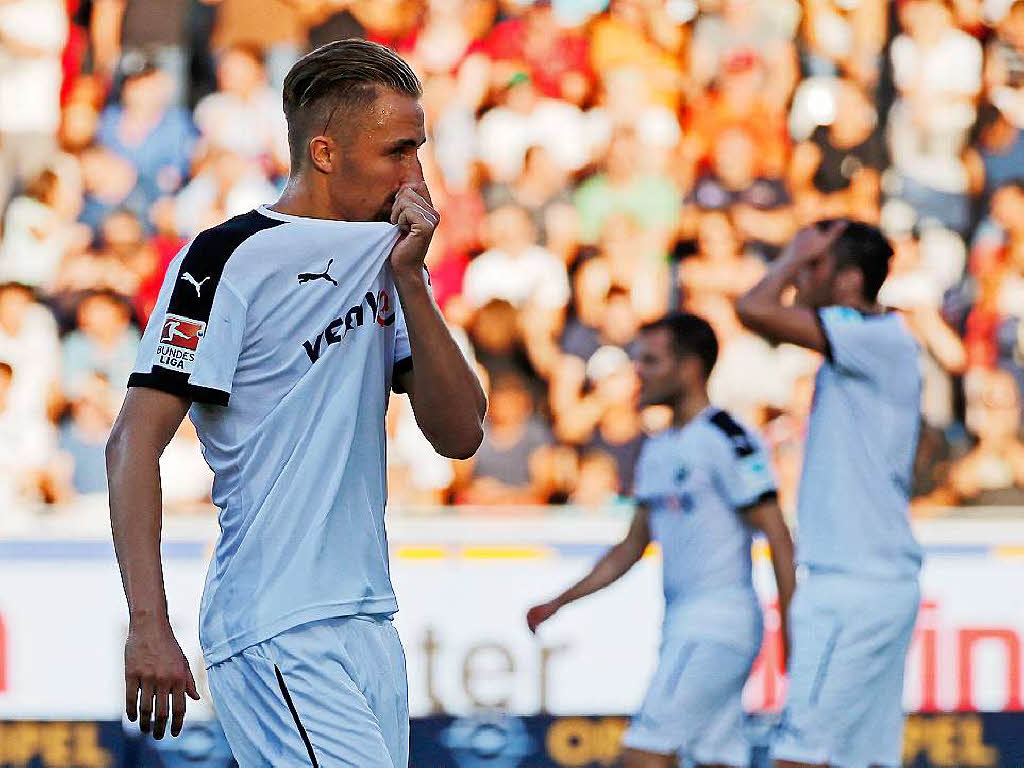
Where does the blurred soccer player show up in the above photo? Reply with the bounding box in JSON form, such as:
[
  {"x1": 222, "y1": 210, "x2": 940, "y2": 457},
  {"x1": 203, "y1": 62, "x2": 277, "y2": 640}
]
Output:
[
  {"x1": 736, "y1": 221, "x2": 922, "y2": 768},
  {"x1": 526, "y1": 313, "x2": 796, "y2": 768},
  {"x1": 106, "y1": 39, "x2": 486, "y2": 764}
]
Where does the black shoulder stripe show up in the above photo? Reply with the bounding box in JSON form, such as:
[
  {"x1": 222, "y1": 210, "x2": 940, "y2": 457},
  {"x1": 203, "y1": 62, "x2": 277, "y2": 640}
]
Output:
[
  {"x1": 814, "y1": 309, "x2": 834, "y2": 363},
  {"x1": 709, "y1": 409, "x2": 755, "y2": 457},
  {"x1": 167, "y1": 210, "x2": 284, "y2": 322}
]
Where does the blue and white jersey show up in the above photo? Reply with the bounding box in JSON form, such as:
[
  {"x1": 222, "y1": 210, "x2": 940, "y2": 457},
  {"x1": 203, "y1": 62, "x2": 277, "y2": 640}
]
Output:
[
  {"x1": 797, "y1": 307, "x2": 923, "y2": 580},
  {"x1": 129, "y1": 206, "x2": 414, "y2": 666},
  {"x1": 633, "y1": 408, "x2": 776, "y2": 626}
]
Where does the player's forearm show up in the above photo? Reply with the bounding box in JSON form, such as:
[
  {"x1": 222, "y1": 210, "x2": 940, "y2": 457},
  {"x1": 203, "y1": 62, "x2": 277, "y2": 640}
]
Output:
[
  {"x1": 555, "y1": 545, "x2": 640, "y2": 608},
  {"x1": 734, "y1": 253, "x2": 799, "y2": 329},
  {"x1": 106, "y1": 433, "x2": 170, "y2": 624},
  {"x1": 394, "y1": 269, "x2": 486, "y2": 459},
  {"x1": 765, "y1": 528, "x2": 796, "y2": 616}
]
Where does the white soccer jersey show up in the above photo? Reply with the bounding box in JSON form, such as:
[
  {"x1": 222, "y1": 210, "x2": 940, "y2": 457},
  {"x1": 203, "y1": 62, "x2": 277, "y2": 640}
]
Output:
[
  {"x1": 797, "y1": 307, "x2": 923, "y2": 580},
  {"x1": 129, "y1": 206, "x2": 414, "y2": 666},
  {"x1": 633, "y1": 407, "x2": 776, "y2": 642}
]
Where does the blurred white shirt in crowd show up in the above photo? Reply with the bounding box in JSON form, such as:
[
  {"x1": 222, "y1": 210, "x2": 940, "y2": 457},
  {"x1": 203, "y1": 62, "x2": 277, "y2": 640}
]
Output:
[
  {"x1": 0, "y1": 0, "x2": 66, "y2": 134},
  {"x1": 476, "y1": 98, "x2": 595, "y2": 181},
  {"x1": 0, "y1": 196, "x2": 69, "y2": 288},
  {"x1": 194, "y1": 88, "x2": 289, "y2": 165},
  {"x1": 462, "y1": 244, "x2": 571, "y2": 310},
  {"x1": 0, "y1": 303, "x2": 60, "y2": 417},
  {"x1": 0, "y1": 400, "x2": 56, "y2": 514}
]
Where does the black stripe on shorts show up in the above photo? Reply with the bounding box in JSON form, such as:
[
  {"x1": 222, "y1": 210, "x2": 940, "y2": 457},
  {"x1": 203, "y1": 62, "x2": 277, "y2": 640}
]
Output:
[{"x1": 274, "y1": 665, "x2": 320, "y2": 768}]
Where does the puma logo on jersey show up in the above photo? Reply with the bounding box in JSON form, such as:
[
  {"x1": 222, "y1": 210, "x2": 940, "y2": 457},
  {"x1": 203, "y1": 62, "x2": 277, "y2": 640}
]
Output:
[
  {"x1": 303, "y1": 289, "x2": 395, "y2": 364},
  {"x1": 181, "y1": 272, "x2": 210, "y2": 297},
  {"x1": 297, "y1": 259, "x2": 338, "y2": 286}
]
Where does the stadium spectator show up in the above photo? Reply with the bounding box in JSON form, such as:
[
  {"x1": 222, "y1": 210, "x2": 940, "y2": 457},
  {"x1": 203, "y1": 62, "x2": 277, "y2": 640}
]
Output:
[
  {"x1": 0, "y1": 361, "x2": 65, "y2": 514},
  {"x1": 789, "y1": 79, "x2": 886, "y2": 223},
  {"x1": 570, "y1": 449, "x2": 621, "y2": 507},
  {"x1": 553, "y1": 344, "x2": 643, "y2": 494},
  {"x1": 193, "y1": 44, "x2": 289, "y2": 177},
  {"x1": 589, "y1": 0, "x2": 687, "y2": 111},
  {"x1": 0, "y1": 0, "x2": 67, "y2": 210},
  {"x1": 61, "y1": 289, "x2": 139, "y2": 397},
  {"x1": 475, "y1": 71, "x2": 592, "y2": 182},
  {"x1": 468, "y1": 0, "x2": 592, "y2": 103},
  {"x1": 462, "y1": 369, "x2": 557, "y2": 504},
  {"x1": 58, "y1": 371, "x2": 117, "y2": 495},
  {"x1": 0, "y1": 282, "x2": 60, "y2": 419},
  {"x1": 96, "y1": 60, "x2": 196, "y2": 219},
  {"x1": 88, "y1": 0, "x2": 189, "y2": 97},
  {"x1": 206, "y1": 0, "x2": 308, "y2": 92},
  {"x1": 173, "y1": 148, "x2": 277, "y2": 237},
  {"x1": 483, "y1": 144, "x2": 572, "y2": 238},
  {"x1": 930, "y1": 368, "x2": 1024, "y2": 505},
  {"x1": 0, "y1": 169, "x2": 88, "y2": 290},
  {"x1": 680, "y1": 211, "x2": 766, "y2": 299},
  {"x1": 888, "y1": 0, "x2": 983, "y2": 233},
  {"x1": 462, "y1": 203, "x2": 570, "y2": 311},
  {"x1": 574, "y1": 125, "x2": 681, "y2": 245}
]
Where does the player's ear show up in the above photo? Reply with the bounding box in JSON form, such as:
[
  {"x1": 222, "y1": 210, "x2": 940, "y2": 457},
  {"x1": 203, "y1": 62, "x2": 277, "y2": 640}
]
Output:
[
  {"x1": 309, "y1": 135, "x2": 335, "y2": 174},
  {"x1": 680, "y1": 355, "x2": 702, "y2": 388},
  {"x1": 834, "y1": 266, "x2": 864, "y2": 305}
]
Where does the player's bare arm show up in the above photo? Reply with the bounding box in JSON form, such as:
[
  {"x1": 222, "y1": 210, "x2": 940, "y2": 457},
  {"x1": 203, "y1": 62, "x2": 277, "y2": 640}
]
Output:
[
  {"x1": 106, "y1": 387, "x2": 201, "y2": 739},
  {"x1": 390, "y1": 181, "x2": 486, "y2": 459},
  {"x1": 526, "y1": 507, "x2": 652, "y2": 633},
  {"x1": 744, "y1": 499, "x2": 796, "y2": 669},
  {"x1": 734, "y1": 221, "x2": 847, "y2": 352}
]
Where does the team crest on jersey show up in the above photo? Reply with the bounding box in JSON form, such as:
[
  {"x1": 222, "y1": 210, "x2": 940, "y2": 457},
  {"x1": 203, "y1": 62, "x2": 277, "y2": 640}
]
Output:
[{"x1": 154, "y1": 314, "x2": 205, "y2": 374}]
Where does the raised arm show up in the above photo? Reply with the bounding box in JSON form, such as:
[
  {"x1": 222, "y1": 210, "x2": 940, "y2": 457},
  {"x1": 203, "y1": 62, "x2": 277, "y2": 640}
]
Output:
[
  {"x1": 744, "y1": 499, "x2": 796, "y2": 669},
  {"x1": 526, "y1": 507, "x2": 652, "y2": 633},
  {"x1": 106, "y1": 387, "x2": 200, "y2": 739},
  {"x1": 734, "y1": 222, "x2": 846, "y2": 352},
  {"x1": 390, "y1": 182, "x2": 486, "y2": 459}
]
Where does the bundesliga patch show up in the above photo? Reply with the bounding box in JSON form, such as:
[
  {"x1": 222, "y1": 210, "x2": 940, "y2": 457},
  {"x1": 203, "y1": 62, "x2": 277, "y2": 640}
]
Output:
[{"x1": 153, "y1": 314, "x2": 205, "y2": 374}]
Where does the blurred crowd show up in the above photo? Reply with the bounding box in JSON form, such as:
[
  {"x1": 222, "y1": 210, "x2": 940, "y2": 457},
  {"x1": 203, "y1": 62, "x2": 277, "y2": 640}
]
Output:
[{"x1": 1, "y1": 0, "x2": 1023, "y2": 520}]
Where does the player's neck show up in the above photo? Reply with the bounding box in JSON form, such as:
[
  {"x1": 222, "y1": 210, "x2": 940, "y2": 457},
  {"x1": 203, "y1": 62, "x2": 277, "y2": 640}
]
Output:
[
  {"x1": 672, "y1": 390, "x2": 710, "y2": 428},
  {"x1": 270, "y1": 178, "x2": 348, "y2": 222},
  {"x1": 836, "y1": 297, "x2": 884, "y2": 316}
]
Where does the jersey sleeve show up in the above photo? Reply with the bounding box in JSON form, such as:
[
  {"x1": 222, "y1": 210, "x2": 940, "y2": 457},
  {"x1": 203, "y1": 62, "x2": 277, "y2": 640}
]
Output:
[
  {"x1": 128, "y1": 242, "x2": 247, "y2": 406},
  {"x1": 709, "y1": 411, "x2": 777, "y2": 511},
  {"x1": 391, "y1": 266, "x2": 432, "y2": 394},
  {"x1": 817, "y1": 306, "x2": 904, "y2": 379}
]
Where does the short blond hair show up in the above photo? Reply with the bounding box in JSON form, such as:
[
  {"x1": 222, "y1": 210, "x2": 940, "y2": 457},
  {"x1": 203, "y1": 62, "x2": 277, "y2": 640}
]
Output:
[{"x1": 282, "y1": 38, "x2": 422, "y2": 168}]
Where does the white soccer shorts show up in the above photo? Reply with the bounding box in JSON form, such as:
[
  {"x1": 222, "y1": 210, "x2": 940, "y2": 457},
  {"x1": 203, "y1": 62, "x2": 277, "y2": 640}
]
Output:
[
  {"x1": 207, "y1": 614, "x2": 409, "y2": 768},
  {"x1": 623, "y1": 636, "x2": 760, "y2": 767},
  {"x1": 771, "y1": 571, "x2": 920, "y2": 768}
]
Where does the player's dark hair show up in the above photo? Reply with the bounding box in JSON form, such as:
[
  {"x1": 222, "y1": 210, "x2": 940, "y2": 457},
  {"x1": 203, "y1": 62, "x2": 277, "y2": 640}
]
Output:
[
  {"x1": 818, "y1": 220, "x2": 894, "y2": 303},
  {"x1": 641, "y1": 312, "x2": 719, "y2": 379},
  {"x1": 282, "y1": 39, "x2": 422, "y2": 169}
]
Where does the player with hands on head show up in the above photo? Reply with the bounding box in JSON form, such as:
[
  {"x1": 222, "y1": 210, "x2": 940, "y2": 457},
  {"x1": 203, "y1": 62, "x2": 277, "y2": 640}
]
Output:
[{"x1": 736, "y1": 220, "x2": 923, "y2": 768}]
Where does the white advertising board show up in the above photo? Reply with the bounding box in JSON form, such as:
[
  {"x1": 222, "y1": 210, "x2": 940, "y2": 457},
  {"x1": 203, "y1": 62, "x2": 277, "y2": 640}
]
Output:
[{"x1": 1, "y1": 513, "x2": 1023, "y2": 719}]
